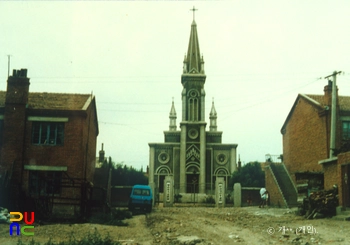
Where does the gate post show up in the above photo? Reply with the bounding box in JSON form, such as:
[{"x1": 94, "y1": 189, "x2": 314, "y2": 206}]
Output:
[
  {"x1": 163, "y1": 176, "x2": 174, "y2": 207},
  {"x1": 215, "y1": 177, "x2": 225, "y2": 208},
  {"x1": 233, "y1": 183, "x2": 242, "y2": 207}
]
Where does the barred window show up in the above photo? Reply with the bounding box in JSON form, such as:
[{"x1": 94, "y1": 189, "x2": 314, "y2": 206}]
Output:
[
  {"x1": 29, "y1": 171, "x2": 62, "y2": 196},
  {"x1": 32, "y1": 122, "x2": 64, "y2": 145}
]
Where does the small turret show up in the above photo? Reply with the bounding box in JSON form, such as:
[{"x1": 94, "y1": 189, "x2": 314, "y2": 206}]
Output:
[
  {"x1": 169, "y1": 98, "x2": 177, "y2": 131},
  {"x1": 209, "y1": 98, "x2": 217, "y2": 131}
]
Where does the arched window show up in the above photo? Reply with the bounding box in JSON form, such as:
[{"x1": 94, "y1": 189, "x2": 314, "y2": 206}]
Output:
[{"x1": 188, "y1": 90, "x2": 199, "y2": 121}]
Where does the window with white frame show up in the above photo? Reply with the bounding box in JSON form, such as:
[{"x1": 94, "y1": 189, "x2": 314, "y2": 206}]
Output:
[
  {"x1": 32, "y1": 122, "x2": 64, "y2": 145},
  {"x1": 342, "y1": 121, "x2": 350, "y2": 140}
]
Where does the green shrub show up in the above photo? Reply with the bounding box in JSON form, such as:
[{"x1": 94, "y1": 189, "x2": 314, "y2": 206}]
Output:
[
  {"x1": 203, "y1": 195, "x2": 215, "y2": 204},
  {"x1": 229, "y1": 161, "x2": 265, "y2": 187}
]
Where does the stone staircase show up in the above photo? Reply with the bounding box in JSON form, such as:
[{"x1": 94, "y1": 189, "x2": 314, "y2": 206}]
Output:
[{"x1": 270, "y1": 163, "x2": 298, "y2": 208}]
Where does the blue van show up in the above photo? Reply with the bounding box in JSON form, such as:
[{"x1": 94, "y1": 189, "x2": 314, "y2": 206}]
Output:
[{"x1": 128, "y1": 185, "x2": 153, "y2": 212}]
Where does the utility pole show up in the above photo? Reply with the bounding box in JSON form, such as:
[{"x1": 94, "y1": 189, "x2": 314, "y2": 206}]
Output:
[{"x1": 324, "y1": 71, "x2": 342, "y2": 158}]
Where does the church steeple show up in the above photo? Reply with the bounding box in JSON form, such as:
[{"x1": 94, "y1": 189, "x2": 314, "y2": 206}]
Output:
[
  {"x1": 181, "y1": 9, "x2": 206, "y2": 122},
  {"x1": 169, "y1": 98, "x2": 177, "y2": 131},
  {"x1": 183, "y1": 16, "x2": 204, "y2": 74},
  {"x1": 209, "y1": 99, "x2": 217, "y2": 131}
]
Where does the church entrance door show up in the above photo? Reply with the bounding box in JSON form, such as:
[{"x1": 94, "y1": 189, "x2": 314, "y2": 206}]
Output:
[
  {"x1": 187, "y1": 174, "x2": 199, "y2": 193},
  {"x1": 158, "y1": 175, "x2": 165, "y2": 193}
]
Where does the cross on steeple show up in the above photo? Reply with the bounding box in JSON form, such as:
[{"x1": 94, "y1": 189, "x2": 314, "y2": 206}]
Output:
[{"x1": 190, "y1": 6, "x2": 198, "y2": 21}]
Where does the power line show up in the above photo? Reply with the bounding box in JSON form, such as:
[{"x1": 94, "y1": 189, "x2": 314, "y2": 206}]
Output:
[{"x1": 219, "y1": 77, "x2": 323, "y2": 121}]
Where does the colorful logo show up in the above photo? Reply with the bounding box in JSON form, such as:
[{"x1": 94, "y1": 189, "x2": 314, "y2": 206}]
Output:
[{"x1": 9, "y1": 212, "x2": 35, "y2": 236}]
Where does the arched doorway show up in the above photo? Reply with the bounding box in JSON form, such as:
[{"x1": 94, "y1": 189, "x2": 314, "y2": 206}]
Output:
[
  {"x1": 156, "y1": 166, "x2": 171, "y2": 193},
  {"x1": 214, "y1": 167, "x2": 230, "y2": 189},
  {"x1": 186, "y1": 164, "x2": 199, "y2": 193}
]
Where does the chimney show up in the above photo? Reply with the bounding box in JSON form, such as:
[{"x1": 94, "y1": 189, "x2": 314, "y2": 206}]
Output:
[
  {"x1": 1, "y1": 68, "x2": 30, "y2": 202},
  {"x1": 6, "y1": 69, "x2": 30, "y2": 105},
  {"x1": 99, "y1": 143, "x2": 105, "y2": 163},
  {"x1": 324, "y1": 80, "x2": 338, "y2": 107}
]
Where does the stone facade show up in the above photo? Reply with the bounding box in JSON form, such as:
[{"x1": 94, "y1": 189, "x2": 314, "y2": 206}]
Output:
[{"x1": 149, "y1": 20, "x2": 238, "y2": 198}]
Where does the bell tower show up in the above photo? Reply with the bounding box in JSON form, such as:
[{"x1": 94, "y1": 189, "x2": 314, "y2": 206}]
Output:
[{"x1": 179, "y1": 9, "x2": 207, "y2": 194}]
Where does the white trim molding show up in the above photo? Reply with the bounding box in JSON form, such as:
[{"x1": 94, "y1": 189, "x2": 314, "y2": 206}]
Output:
[
  {"x1": 24, "y1": 165, "x2": 67, "y2": 171},
  {"x1": 28, "y1": 116, "x2": 68, "y2": 122}
]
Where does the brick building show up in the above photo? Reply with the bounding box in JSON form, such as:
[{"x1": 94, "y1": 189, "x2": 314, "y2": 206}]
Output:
[
  {"x1": 0, "y1": 69, "x2": 99, "y2": 215},
  {"x1": 277, "y1": 81, "x2": 350, "y2": 208}
]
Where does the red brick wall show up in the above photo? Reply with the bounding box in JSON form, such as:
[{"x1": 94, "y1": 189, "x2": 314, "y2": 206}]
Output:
[
  {"x1": 1, "y1": 106, "x2": 27, "y2": 180},
  {"x1": 0, "y1": 72, "x2": 98, "y2": 213},
  {"x1": 283, "y1": 97, "x2": 328, "y2": 182},
  {"x1": 1, "y1": 105, "x2": 98, "y2": 200},
  {"x1": 323, "y1": 161, "x2": 339, "y2": 190},
  {"x1": 83, "y1": 100, "x2": 98, "y2": 182},
  {"x1": 24, "y1": 116, "x2": 85, "y2": 177},
  {"x1": 0, "y1": 74, "x2": 30, "y2": 184},
  {"x1": 335, "y1": 152, "x2": 350, "y2": 206}
]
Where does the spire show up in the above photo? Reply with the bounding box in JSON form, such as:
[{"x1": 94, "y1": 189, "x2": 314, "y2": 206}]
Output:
[
  {"x1": 183, "y1": 8, "x2": 204, "y2": 75},
  {"x1": 209, "y1": 98, "x2": 217, "y2": 131},
  {"x1": 169, "y1": 98, "x2": 177, "y2": 131}
]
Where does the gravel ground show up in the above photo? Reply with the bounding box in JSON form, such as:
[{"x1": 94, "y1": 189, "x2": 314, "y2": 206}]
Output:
[{"x1": 1, "y1": 206, "x2": 349, "y2": 245}]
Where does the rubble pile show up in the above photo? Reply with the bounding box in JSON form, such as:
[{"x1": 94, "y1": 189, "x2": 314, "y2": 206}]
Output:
[
  {"x1": 0, "y1": 207, "x2": 10, "y2": 223},
  {"x1": 299, "y1": 187, "x2": 338, "y2": 219}
]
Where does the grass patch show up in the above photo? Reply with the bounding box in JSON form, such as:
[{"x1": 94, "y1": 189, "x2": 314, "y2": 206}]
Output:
[{"x1": 16, "y1": 229, "x2": 122, "y2": 245}]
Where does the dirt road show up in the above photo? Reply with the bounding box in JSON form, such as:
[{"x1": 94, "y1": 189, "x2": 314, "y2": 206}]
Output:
[{"x1": 1, "y1": 206, "x2": 349, "y2": 244}]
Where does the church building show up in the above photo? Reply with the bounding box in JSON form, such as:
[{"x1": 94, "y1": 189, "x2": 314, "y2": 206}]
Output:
[{"x1": 148, "y1": 16, "x2": 238, "y2": 199}]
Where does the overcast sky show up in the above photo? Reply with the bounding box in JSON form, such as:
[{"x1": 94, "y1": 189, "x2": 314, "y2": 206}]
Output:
[{"x1": 1, "y1": 1, "x2": 350, "y2": 169}]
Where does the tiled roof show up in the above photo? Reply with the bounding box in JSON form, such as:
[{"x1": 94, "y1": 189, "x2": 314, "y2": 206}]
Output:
[
  {"x1": 281, "y1": 93, "x2": 350, "y2": 132},
  {"x1": 305, "y1": 94, "x2": 324, "y2": 104},
  {"x1": 305, "y1": 94, "x2": 350, "y2": 111},
  {"x1": 0, "y1": 91, "x2": 91, "y2": 110}
]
